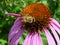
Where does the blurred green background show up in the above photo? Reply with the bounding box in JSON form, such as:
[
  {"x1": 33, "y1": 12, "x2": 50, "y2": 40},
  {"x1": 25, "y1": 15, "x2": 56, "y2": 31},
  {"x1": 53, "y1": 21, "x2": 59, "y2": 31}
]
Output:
[{"x1": 0, "y1": 0, "x2": 60, "y2": 45}]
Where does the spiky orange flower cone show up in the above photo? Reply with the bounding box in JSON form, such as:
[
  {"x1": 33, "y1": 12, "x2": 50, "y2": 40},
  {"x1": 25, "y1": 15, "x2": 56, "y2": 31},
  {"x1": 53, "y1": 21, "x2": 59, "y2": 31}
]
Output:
[
  {"x1": 21, "y1": 3, "x2": 51, "y2": 30},
  {"x1": 21, "y1": 3, "x2": 51, "y2": 22}
]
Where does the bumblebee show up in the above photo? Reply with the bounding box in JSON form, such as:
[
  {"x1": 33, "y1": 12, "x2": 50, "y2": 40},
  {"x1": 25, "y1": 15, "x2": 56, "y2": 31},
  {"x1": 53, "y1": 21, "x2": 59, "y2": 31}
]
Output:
[{"x1": 22, "y1": 14, "x2": 35, "y2": 23}]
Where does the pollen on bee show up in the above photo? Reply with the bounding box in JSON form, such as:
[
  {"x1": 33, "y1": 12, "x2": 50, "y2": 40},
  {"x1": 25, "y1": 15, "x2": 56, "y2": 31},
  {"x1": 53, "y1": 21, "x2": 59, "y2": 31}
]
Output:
[{"x1": 22, "y1": 15, "x2": 35, "y2": 23}]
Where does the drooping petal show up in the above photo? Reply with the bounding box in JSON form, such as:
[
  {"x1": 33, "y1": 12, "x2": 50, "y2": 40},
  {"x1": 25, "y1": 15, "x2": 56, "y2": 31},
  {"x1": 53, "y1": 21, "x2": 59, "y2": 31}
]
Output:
[
  {"x1": 5, "y1": 11, "x2": 21, "y2": 17},
  {"x1": 10, "y1": 28, "x2": 25, "y2": 45},
  {"x1": 50, "y1": 18, "x2": 60, "y2": 26},
  {"x1": 23, "y1": 32, "x2": 43, "y2": 45},
  {"x1": 43, "y1": 28, "x2": 56, "y2": 45},
  {"x1": 23, "y1": 32, "x2": 33, "y2": 45},
  {"x1": 32, "y1": 33, "x2": 43, "y2": 45},
  {"x1": 8, "y1": 18, "x2": 23, "y2": 42},
  {"x1": 50, "y1": 22, "x2": 60, "y2": 35},
  {"x1": 49, "y1": 24, "x2": 60, "y2": 45}
]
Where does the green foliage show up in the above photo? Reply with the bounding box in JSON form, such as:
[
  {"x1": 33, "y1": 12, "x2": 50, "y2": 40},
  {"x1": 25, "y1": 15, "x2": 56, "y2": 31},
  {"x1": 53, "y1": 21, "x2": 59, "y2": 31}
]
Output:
[{"x1": 0, "y1": 0, "x2": 60, "y2": 45}]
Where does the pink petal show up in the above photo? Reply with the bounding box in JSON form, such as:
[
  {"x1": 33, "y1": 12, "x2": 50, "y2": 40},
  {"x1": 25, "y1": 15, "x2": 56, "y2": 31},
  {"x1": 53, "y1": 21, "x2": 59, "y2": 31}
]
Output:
[
  {"x1": 23, "y1": 32, "x2": 43, "y2": 45},
  {"x1": 8, "y1": 18, "x2": 23, "y2": 42},
  {"x1": 50, "y1": 18, "x2": 60, "y2": 27},
  {"x1": 10, "y1": 28, "x2": 25, "y2": 45},
  {"x1": 37, "y1": 34, "x2": 43, "y2": 45},
  {"x1": 32, "y1": 33, "x2": 37, "y2": 45},
  {"x1": 50, "y1": 22, "x2": 60, "y2": 35},
  {"x1": 43, "y1": 28, "x2": 56, "y2": 45},
  {"x1": 5, "y1": 11, "x2": 21, "y2": 17},
  {"x1": 32, "y1": 33, "x2": 43, "y2": 45},
  {"x1": 49, "y1": 24, "x2": 60, "y2": 45},
  {"x1": 23, "y1": 33, "x2": 33, "y2": 45}
]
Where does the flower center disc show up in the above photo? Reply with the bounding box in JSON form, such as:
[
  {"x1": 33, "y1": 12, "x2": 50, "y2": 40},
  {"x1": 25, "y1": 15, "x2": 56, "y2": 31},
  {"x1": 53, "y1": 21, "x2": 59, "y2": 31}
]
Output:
[
  {"x1": 21, "y1": 3, "x2": 51, "y2": 31},
  {"x1": 21, "y1": 3, "x2": 51, "y2": 22}
]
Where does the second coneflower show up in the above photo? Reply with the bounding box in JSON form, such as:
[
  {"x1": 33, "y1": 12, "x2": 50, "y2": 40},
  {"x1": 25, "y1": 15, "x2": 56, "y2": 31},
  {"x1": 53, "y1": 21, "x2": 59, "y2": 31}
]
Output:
[{"x1": 5, "y1": 3, "x2": 60, "y2": 45}]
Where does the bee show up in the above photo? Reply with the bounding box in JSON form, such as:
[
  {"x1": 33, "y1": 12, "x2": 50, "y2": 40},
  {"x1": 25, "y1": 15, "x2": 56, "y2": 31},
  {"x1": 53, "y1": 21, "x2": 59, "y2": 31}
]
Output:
[{"x1": 22, "y1": 14, "x2": 35, "y2": 23}]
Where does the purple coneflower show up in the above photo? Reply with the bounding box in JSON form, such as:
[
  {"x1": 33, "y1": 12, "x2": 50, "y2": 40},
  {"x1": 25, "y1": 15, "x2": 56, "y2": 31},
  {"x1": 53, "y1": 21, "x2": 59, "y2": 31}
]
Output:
[{"x1": 5, "y1": 3, "x2": 60, "y2": 45}]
